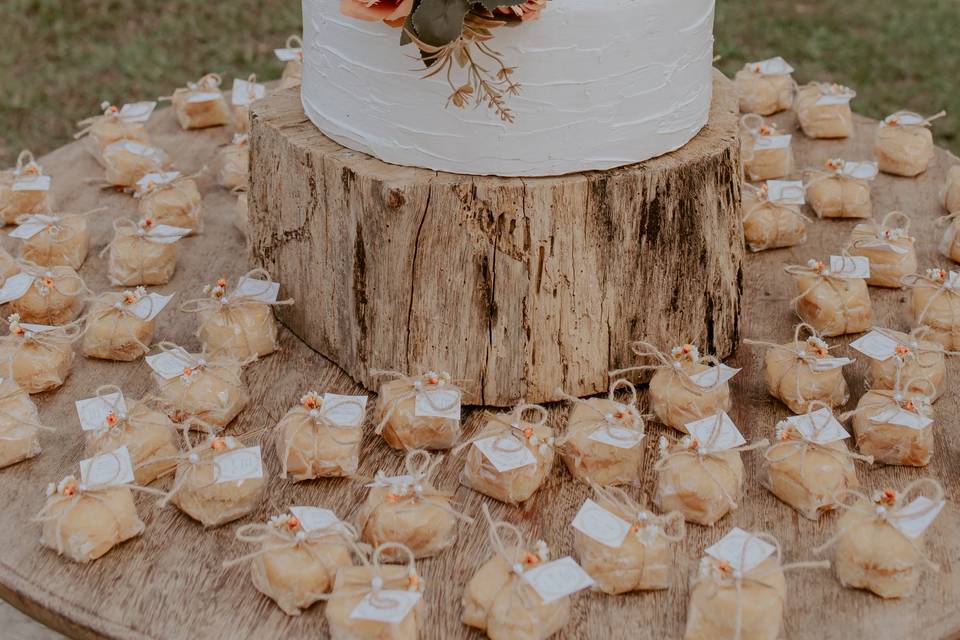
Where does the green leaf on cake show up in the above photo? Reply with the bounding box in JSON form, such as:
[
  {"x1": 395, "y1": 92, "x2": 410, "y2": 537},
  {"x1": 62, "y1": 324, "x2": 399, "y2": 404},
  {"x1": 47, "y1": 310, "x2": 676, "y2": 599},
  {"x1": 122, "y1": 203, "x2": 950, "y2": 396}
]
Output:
[{"x1": 412, "y1": 0, "x2": 472, "y2": 47}]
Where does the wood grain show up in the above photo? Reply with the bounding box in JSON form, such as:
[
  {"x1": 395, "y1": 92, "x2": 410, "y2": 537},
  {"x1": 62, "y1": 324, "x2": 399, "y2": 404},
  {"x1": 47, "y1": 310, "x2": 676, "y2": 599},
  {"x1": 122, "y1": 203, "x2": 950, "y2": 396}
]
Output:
[
  {"x1": 0, "y1": 93, "x2": 958, "y2": 640},
  {"x1": 247, "y1": 71, "x2": 744, "y2": 407}
]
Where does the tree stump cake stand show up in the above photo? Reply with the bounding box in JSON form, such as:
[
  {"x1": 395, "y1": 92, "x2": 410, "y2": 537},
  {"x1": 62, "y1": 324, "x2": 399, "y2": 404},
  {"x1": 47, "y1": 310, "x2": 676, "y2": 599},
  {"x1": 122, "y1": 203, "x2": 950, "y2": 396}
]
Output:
[{"x1": 248, "y1": 71, "x2": 744, "y2": 406}]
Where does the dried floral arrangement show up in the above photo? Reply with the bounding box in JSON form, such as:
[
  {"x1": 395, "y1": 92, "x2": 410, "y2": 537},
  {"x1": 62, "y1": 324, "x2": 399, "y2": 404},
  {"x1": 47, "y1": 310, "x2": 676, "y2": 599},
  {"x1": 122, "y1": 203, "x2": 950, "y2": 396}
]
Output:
[{"x1": 340, "y1": 0, "x2": 548, "y2": 121}]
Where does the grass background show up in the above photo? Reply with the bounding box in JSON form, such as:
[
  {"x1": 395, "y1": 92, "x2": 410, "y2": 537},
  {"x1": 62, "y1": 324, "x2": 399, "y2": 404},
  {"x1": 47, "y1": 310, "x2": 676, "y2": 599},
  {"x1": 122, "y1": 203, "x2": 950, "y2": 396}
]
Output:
[{"x1": 1, "y1": 0, "x2": 957, "y2": 165}]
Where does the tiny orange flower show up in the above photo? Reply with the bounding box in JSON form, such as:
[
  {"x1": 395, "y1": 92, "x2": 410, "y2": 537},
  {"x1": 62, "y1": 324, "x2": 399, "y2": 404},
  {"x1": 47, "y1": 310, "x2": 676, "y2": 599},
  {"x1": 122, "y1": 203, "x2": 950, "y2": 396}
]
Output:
[
  {"x1": 895, "y1": 345, "x2": 911, "y2": 356},
  {"x1": 408, "y1": 573, "x2": 421, "y2": 589},
  {"x1": 12, "y1": 326, "x2": 24, "y2": 336},
  {"x1": 105, "y1": 412, "x2": 119, "y2": 427},
  {"x1": 523, "y1": 427, "x2": 534, "y2": 440},
  {"x1": 42, "y1": 277, "x2": 54, "y2": 288},
  {"x1": 63, "y1": 483, "x2": 77, "y2": 497},
  {"x1": 303, "y1": 395, "x2": 320, "y2": 409},
  {"x1": 286, "y1": 516, "x2": 301, "y2": 531},
  {"x1": 387, "y1": 493, "x2": 401, "y2": 504},
  {"x1": 522, "y1": 551, "x2": 540, "y2": 565},
  {"x1": 183, "y1": 367, "x2": 194, "y2": 377},
  {"x1": 217, "y1": 278, "x2": 227, "y2": 288},
  {"x1": 211, "y1": 437, "x2": 227, "y2": 451}
]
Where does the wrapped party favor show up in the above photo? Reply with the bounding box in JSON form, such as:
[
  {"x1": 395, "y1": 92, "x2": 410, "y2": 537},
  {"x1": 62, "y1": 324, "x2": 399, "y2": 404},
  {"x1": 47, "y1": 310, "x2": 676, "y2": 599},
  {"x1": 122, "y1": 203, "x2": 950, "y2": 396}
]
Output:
[
  {"x1": 875, "y1": 111, "x2": 945, "y2": 177},
  {"x1": 325, "y1": 543, "x2": 425, "y2": 640},
  {"x1": 458, "y1": 403, "x2": 555, "y2": 505},
  {"x1": 787, "y1": 256, "x2": 872, "y2": 336},
  {"x1": 463, "y1": 504, "x2": 592, "y2": 639},
  {"x1": 685, "y1": 528, "x2": 829, "y2": 640},
  {"x1": 82, "y1": 289, "x2": 174, "y2": 362},
  {"x1": 846, "y1": 388, "x2": 934, "y2": 467},
  {"x1": 276, "y1": 37, "x2": 304, "y2": 90},
  {"x1": 0, "y1": 315, "x2": 80, "y2": 393},
  {"x1": 78, "y1": 387, "x2": 178, "y2": 484},
  {"x1": 374, "y1": 369, "x2": 464, "y2": 451},
  {"x1": 847, "y1": 212, "x2": 917, "y2": 288},
  {"x1": 181, "y1": 271, "x2": 291, "y2": 361},
  {"x1": 0, "y1": 374, "x2": 46, "y2": 468},
  {"x1": 734, "y1": 57, "x2": 795, "y2": 116},
  {"x1": 159, "y1": 434, "x2": 266, "y2": 528},
  {"x1": 12, "y1": 212, "x2": 92, "y2": 269},
  {"x1": 741, "y1": 181, "x2": 808, "y2": 252},
  {"x1": 135, "y1": 171, "x2": 203, "y2": 232},
  {"x1": 274, "y1": 391, "x2": 367, "y2": 480},
  {"x1": 146, "y1": 343, "x2": 249, "y2": 428},
  {"x1": 943, "y1": 165, "x2": 960, "y2": 214},
  {"x1": 740, "y1": 115, "x2": 793, "y2": 181},
  {"x1": 0, "y1": 151, "x2": 53, "y2": 225},
  {"x1": 763, "y1": 407, "x2": 870, "y2": 520},
  {"x1": 357, "y1": 449, "x2": 470, "y2": 560},
  {"x1": 905, "y1": 268, "x2": 960, "y2": 349},
  {"x1": 102, "y1": 140, "x2": 168, "y2": 188},
  {"x1": 745, "y1": 323, "x2": 852, "y2": 414},
  {"x1": 850, "y1": 328, "x2": 946, "y2": 401},
  {"x1": 2, "y1": 264, "x2": 87, "y2": 326},
  {"x1": 218, "y1": 134, "x2": 249, "y2": 191},
  {"x1": 168, "y1": 73, "x2": 230, "y2": 130},
  {"x1": 804, "y1": 159, "x2": 876, "y2": 219},
  {"x1": 572, "y1": 485, "x2": 684, "y2": 594},
  {"x1": 231, "y1": 75, "x2": 266, "y2": 133},
  {"x1": 223, "y1": 508, "x2": 358, "y2": 615},
  {"x1": 556, "y1": 379, "x2": 646, "y2": 487},
  {"x1": 75, "y1": 101, "x2": 155, "y2": 158},
  {"x1": 654, "y1": 412, "x2": 766, "y2": 526},
  {"x1": 795, "y1": 82, "x2": 856, "y2": 139},
  {"x1": 103, "y1": 217, "x2": 189, "y2": 286},
  {"x1": 613, "y1": 341, "x2": 736, "y2": 433},
  {"x1": 815, "y1": 479, "x2": 944, "y2": 598}
]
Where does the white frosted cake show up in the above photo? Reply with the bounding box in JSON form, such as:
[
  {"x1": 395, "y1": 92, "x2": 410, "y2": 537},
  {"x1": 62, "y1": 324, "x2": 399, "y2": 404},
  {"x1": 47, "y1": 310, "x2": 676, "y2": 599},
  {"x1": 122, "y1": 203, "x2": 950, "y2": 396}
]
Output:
[{"x1": 301, "y1": 0, "x2": 716, "y2": 176}]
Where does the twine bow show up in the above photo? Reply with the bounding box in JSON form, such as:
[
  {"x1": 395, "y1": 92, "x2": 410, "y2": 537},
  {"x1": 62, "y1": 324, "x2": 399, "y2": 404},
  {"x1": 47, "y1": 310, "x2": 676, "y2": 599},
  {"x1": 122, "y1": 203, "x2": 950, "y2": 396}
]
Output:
[
  {"x1": 555, "y1": 379, "x2": 646, "y2": 450},
  {"x1": 785, "y1": 252, "x2": 862, "y2": 334},
  {"x1": 2, "y1": 314, "x2": 83, "y2": 349},
  {"x1": 454, "y1": 401, "x2": 553, "y2": 459},
  {"x1": 371, "y1": 369, "x2": 464, "y2": 438},
  {"x1": 741, "y1": 181, "x2": 811, "y2": 251},
  {"x1": 14, "y1": 208, "x2": 102, "y2": 254},
  {"x1": 882, "y1": 110, "x2": 947, "y2": 129},
  {"x1": 317, "y1": 541, "x2": 423, "y2": 610},
  {"x1": 590, "y1": 482, "x2": 685, "y2": 545},
  {"x1": 149, "y1": 341, "x2": 248, "y2": 423},
  {"x1": 847, "y1": 211, "x2": 915, "y2": 258},
  {"x1": 278, "y1": 391, "x2": 367, "y2": 480},
  {"x1": 13, "y1": 150, "x2": 43, "y2": 177},
  {"x1": 364, "y1": 448, "x2": 473, "y2": 524},
  {"x1": 476, "y1": 502, "x2": 550, "y2": 610},
  {"x1": 902, "y1": 268, "x2": 960, "y2": 345},
  {"x1": 180, "y1": 268, "x2": 292, "y2": 314},
  {"x1": 739, "y1": 114, "x2": 792, "y2": 173},
  {"x1": 15, "y1": 260, "x2": 90, "y2": 300},
  {"x1": 802, "y1": 158, "x2": 875, "y2": 217},
  {"x1": 82, "y1": 289, "x2": 157, "y2": 355}
]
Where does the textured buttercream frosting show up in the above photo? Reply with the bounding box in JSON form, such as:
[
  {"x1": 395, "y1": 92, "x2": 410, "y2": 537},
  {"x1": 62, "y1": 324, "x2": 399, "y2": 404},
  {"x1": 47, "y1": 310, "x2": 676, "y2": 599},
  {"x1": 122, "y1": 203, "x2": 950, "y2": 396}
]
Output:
[{"x1": 301, "y1": 0, "x2": 716, "y2": 176}]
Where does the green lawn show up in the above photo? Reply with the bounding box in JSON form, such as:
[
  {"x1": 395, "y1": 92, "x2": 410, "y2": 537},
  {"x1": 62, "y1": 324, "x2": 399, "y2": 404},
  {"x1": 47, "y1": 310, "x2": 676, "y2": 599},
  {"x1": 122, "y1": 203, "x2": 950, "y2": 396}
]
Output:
[{"x1": 1, "y1": 0, "x2": 957, "y2": 165}]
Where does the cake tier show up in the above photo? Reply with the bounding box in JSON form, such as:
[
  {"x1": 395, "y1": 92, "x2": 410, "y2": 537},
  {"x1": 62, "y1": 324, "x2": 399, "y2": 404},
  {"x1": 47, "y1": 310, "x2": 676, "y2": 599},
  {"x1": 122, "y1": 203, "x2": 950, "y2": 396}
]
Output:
[{"x1": 301, "y1": 0, "x2": 716, "y2": 176}]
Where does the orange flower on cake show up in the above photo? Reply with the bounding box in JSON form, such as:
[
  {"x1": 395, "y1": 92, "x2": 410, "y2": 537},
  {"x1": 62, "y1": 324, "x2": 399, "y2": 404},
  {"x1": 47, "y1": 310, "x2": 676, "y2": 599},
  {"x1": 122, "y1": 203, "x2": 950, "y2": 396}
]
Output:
[{"x1": 340, "y1": 0, "x2": 414, "y2": 26}]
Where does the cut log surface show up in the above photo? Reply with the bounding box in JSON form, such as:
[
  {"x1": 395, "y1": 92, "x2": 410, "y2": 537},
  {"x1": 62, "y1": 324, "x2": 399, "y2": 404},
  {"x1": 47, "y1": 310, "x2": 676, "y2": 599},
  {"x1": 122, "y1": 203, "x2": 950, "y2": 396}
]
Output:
[
  {"x1": 248, "y1": 71, "x2": 744, "y2": 406},
  {"x1": 0, "y1": 88, "x2": 958, "y2": 640}
]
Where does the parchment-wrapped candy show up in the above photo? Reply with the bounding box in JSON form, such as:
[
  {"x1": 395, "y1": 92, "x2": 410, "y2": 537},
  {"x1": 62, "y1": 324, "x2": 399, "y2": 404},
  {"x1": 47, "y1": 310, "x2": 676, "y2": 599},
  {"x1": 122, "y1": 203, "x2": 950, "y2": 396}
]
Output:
[
  {"x1": 815, "y1": 479, "x2": 944, "y2": 598},
  {"x1": 847, "y1": 212, "x2": 917, "y2": 288},
  {"x1": 374, "y1": 369, "x2": 464, "y2": 451},
  {"x1": 3, "y1": 264, "x2": 86, "y2": 326},
  {"x1": 326, "y1": 543, "x2": 425, "y2": 640},
  {"x1": 167, "y1": 73, "x2": 230, "y2": 130},
  {"x1": 276, "y1": 37, "x2": 304, "y2": 90},
  {"x1": 75, "y1": 101, "x2": 155, "y2": 159},
  {"x1": 734, "y1": 57, "x2": 795, "y2": 116},
  {"x1": 159, "y1": 434, "x2": 265, "y2": 528},
  {"x1": 82, "y1": 289, "x2": 173, "y2": 362},
  {"x1": 224, "y1": 508, "x2": 358, "y2": 615},
  {"x1": 654, "y1": 412, "x2": 765, "y2": 526},
  {"x1": 357, "y1": 449, "x2": 470, "y2": 560},
  {"x1": 875, "y1": 111, "x2": 944, "y2": 177},
  {"x1": 135, "y1": 171, "x2": 203, "y2": 232},
  {"x1": 0, "y1": 247, "x2": 18, "y2": 280},
  {"x1": 851, "y1": 328, "x2": 946, "y2": 401},
  {"x1": 231, "y1": 75, "x2": 266, "y2": 133},
  {"x1": 0, "y1": 151, "x2": 53, "y2": 225},
  {"x1": 787, "y1": 257, "x2": 873, "y2": 336},
  {"x1": 274, "y1": 391, "x2": 367, "y2": 480},
  {"x1": 572, "y1": 485, "x2": 684, "y2": 594},
  {"x1": 905, "y1": 268, "x2": 960, "y2": 350},
  {"x1": 763, "y1": 407, "x2": 871, "y2": 520},
  {"x1": 804, "y1": 158, "x2": 876, "y2": 219},
  {"x1": 846, "y1": 386, "x2": 935, "y2": 467},
  {"x1": 795, "y1": 82, "x2": 856, "y2": 139},
  {"x1": 745, "y1": 323, "x2": 852, "y2": 413},
  {"x1": 943, "y1": 165, "x2": 960, "y2": 214},
  {"x1": 740, "y1": 115, "x2": 793, "y2": 181},
  {"x1": 146, "y1": 343, "x2": 249, "y2": 428},
  {"x1": 0, "y1": 375, "x2": 45, "y2": 468},
  {"x1": 218, "y1": 133, "x2": 249, "y2": 191},
  {"x1": 12, "y1": 212, "x2": 92, "y2": 270},
  {"x1": 0, "y1": 315, "x2": 80, "y2": 393},
  {"x1": 686, "y1": 528, "x2": 829, "y2": 640},
  {"x1": 102, "y1": 140, "x2": 168, "y2": 188},
  {"x1": 741, "y1": 182, "x2": 808, "y2": 252},
  {"x1": 557, "y1": 379, "x2": 645, "y2": 487},
  {"x1": 458, "y1": 403, "x2": 555, "y2": 505},
  {"x1": 103, "y1": 217, "x2": 188, "y2": 286},
  {"x1": 614, "y1": 341, "x2": 735, "y2": 433}
]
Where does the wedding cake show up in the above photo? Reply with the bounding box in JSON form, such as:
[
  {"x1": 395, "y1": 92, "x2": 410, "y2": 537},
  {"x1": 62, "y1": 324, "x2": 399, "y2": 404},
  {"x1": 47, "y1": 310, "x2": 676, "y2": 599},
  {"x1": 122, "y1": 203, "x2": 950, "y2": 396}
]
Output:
[{"x1": 301, "y1": 0, "x2": 716, "y2": 177}]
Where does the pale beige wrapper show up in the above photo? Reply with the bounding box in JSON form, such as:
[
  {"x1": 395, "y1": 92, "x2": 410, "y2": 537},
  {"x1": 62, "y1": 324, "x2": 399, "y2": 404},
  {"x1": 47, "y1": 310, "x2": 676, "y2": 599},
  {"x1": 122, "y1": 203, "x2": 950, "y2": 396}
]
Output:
[
  {"x1": 740, "y1": 116, "x2": 793, "y2": 181},
  {"x1": 0, "y1": 376, "x2": 44, "y2": 468},
  {"x1": 742, "y1": 183, "x2": 807, "y2": 253},
  {"x1": 17, "y1": 213, "x2": 90, "y2": 270},
  {"x1": 943, "y1": 165, "x2": 960, "y2": 214},
  {"x1": 151, "y1": 344, "x2": 249, "y2": 428},
  {"x1": 734, "y1": 66, "x2": 794, "y2": 116},
  {"x1": 795, "y1": 83, "x2": 855, "y2": 139},
  {"x1": 10, "y1": 265, "x2": 86, "y2": 326},
  {"x1": 169, "y1": 74, "x2": 230, "y2": 130},
  {"x1": 865, "y1": 329, "x2": 945, "y2": 401},
  {"x1": 788, "y1": 262, "x2": 872, "y2": 337},
  {"x1": 848, "y1": 390, "x2": 934, "y2": 467},
  {"x1": 235, "y1": 192, "x2": 249, "y2": 236},
  {"x1": 939, "y1": 214, "x2": 960, "y2": 263},
  {"x1": 804, "y1": 161, "x2": 873, "y2": 219},
  {"x1": 104, "y1": 221, "x2": 179, "y2": 286},
  {"x1": 219, "y1": 137, "x2": 249, "y2": 191},
  {"x1": 848, "y1": 213, "x2": 917, "y2": 288},
  {"x1": 102, "y1": 141, "x2": 168, "y2": 188},
  {"x1": 374, "y1": 370, "x2": 463, "y2": 451},
  {"x1": 81, "y1": 292, "x2": 159, "y2": 362},
  {"x1": 77, "y1": 108, "x2": 151, "y2": 155},
  {"x1": 0, "y1": 152, "x2": 53, "y2": 225},
  {"x1": 273, "y1": 393, "x2": 365, "y2": 480},
  {"x1": 137, "y1": 176, "x2": 203, "y2": 232},
  {"x1": 0, "y1": 247, "x2": 19, "y2": 280},
  {"x1": 655, "y1": 440, "x2": 746, "y2": 527},
  {"x1": 0, "y1": 319, "x2": 81, "y2": 393},
  {"x1": 875, "y1": 111, "x2": 943, "y2": 177},
  {"x1": 906, "y1": 270, "x2": 960, "y2": 350}
]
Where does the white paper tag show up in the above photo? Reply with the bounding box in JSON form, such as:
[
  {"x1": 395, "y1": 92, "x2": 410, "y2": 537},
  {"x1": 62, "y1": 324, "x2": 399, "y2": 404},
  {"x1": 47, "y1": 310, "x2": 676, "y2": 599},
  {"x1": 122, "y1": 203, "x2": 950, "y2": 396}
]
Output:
[
  {"x1": 785, "y1": 408, "x2": 850, "y2": 443},
  {"x1": 754, "y1": 134, "x2": 792, "y2": 151},
  {"x1": 126, "y1": 292, "x2": 175, "y2": 321},
  {"x1": 275, "y1": 47, "x2": 302, "y2": 62},
  {"x1": 885, "y1": 113, "x2": 925, "y2": 127},
  {"x1": 145, "y1": 224, "x2": 192, "y2": 244},
  {"x1": 232, "y1": 79, "x2": 266, "y2": 106},
  {"x1": 79, "y1": 446, "x2": 135, "y2": 487},
  {"x1": 145, "y1": 347, "x2": 194, "y2": 379},
  {"x1": 8, "y1": 214, "x2": 59, "y2": 240},
  {"x1": 706, "y1": 527, "x2": 776, "y2": 573},
  {"x1": 0, "y1": 272, "x2": 35, "y2": 304},
  {"x1": 19, "y1": 323, "x2": 56, "y2": 334},
  {"x1": 137, "y1": 171, "x2": 180, "y2": 191},
  {"x1": 321, "y1": 393, "x2": 368, "y2": 427},
  {"x1": 817, "y1": 94, "x2": 853, "y2": 106},
  {"x1": 588, "y1": 425, "x2": 643, "y2": 449},
  {"x1": 186, "y1": 91, "x2": 222, "y2": 104},
  {"x1": 109, "y1": 140, "x2": 163, "y2": 160},
  {"x1": 808, "y1": 356, "x2": 854, "y2": 372},
  {"x1": 414, "y1": 387, "x2": 461, "y2": 420},
  {"x1": 850, "y1": 331, "x2": 899, "y2": 361},
  {"x1": 119, "y1": 101, "x2": 157, "y2": 123},
  {"x1": 841, "y1": 161, "x2": 879, "y2": 180},
  {"x1": 289, "y1": 506, "x2": 340, "y2": 532},
  {"x1": 229, "y1": 277, "x2": 280, "y2": 304},
  {"x1": 685, "y1": 412, "x2": 746, "y2": 453},
  {"x1": 751, "y1": 56, "x2": 794, "y2": 76},
  {"x1": 948, "y1": 271, "x2": 960, "y2": 290},
  {"x1": 571, "y1": 498, "x2": 631, "y2": 549},
  {"x1": 350, "y1": 590, "x2": 421, "y2": 624},
  {"x1": 892, "y1": 497, "x2": 944, "y2": 539},
  {"x1": 689, "y1": 364, "x2": 740, "y2": 388},
  {"x1": 75, "y1": 392, "x2": 127, "y2": 431},
  {"x1": 830, "y1": 255, "x2": 870, "y2": 279},
  {"x1": 766, "y1": 179, "x2": 805, "y2": 205},
  {"x1": 869, "y1": 406, "x2": 933, "y2": 430},
  {"x1": 522, "y1": 557, "x2": 594, "y2": 604},
  {"x1": 214, "y1": 446, "x2": 263, "y2": 484},
  {"x1": 474, "y1": 435, "x2": 537, "y2": 472},
  {"x1": 12, "y1": 175, "x2": 51, "y2": 192}
]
